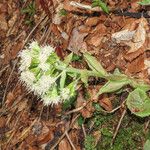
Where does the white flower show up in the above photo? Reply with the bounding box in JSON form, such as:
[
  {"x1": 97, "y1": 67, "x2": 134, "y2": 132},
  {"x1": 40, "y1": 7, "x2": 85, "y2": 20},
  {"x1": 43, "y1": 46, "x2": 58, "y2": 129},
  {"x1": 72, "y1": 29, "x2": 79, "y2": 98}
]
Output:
[
  {"x1": 38, "y1": 63, "x2": 50, "y2": 71},
  {"x1": 42, "y1": 95, "x2": 61, "y2": 105},
  {"x1": 19, "y1": 50, "x2": 32, "y2": 71},
  {"x1": 61, "y1": 88, "x2": 70, "y2": 100},
  {"x1": 39, "y1": 45, "x2": 55, "y2": 63},
  {"x1": 34, "y1": 75, "x2": 55, "y2": 95},
  {"x1": 20, "y1": 71, "x2": 36, "y2": 86},
  {"x1": 29, "y1": 41, "x2": 40, "y2": 50}
]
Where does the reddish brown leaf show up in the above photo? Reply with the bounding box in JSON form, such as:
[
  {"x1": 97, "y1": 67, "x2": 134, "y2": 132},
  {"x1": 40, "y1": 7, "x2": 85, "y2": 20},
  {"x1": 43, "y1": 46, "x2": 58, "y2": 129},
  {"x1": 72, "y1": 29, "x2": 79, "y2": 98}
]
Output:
[{"x1": 99, "y1": 97, "x2": 113, "y2": 111}]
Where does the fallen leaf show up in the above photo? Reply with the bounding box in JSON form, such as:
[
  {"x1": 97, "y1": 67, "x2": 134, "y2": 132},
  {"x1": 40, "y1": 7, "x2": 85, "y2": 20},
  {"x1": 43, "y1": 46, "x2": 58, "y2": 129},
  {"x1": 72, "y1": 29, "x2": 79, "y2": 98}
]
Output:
[
  {"x1": 5, "y1": 92, "x2": 15, "y2": 107},
  {"x1": 80, "y1": 102, "x2": 94, "y2": 118},
  {"x1": 85, "y1": 17, "x2": 99, "y2": 27},
  {"x1": 99, "y1": 97, "x2": 112, "y2": 111},
  {"x1": 58, "y1": 138, "x2": 72, "y2": 150},
  {"x1": 112, "y1": 18, "x2": 148, "y2": 54},
  {"x1": 68, "y1": 27, "x2": 88, "y2": 53},
  {"x1": 126, "y1": 54, "x2": 145, "y2": 74}
]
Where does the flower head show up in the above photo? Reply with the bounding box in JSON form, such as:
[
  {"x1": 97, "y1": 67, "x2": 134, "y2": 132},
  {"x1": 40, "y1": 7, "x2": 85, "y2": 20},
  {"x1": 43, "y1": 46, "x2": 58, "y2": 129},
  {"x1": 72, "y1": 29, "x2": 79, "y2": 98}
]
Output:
[
  {"x1": 39, "y1": 45, "x2": 55, "y2": 63},
  {"x1": 19, "y1": 41, "x2": 77, "y2": 106},
  {"x1": 34, "y1": 75, "x2": 55, "y2": 95},
  {"x1": 42, "y1": 95, "x2": 61, "y2": 106},
  {"x1": 19, "y1": 50, "x2": 32, "y2": 71},
  {"x1": 42, "y1": 86, "x2": 61, "y2": 105},
  {"x1": 29, "y1": 41, "x2": 40, "y2": 51},
  {"x1": 20, "y1": 71, "x2": 36, "y2": 86}
]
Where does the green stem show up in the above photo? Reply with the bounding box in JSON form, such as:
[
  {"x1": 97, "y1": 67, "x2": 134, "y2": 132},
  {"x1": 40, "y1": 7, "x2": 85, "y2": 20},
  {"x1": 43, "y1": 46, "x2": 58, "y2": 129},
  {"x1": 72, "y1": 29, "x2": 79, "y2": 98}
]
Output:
[{"x1": 56, "y1": 66, "x2": 103, "y2": 78}]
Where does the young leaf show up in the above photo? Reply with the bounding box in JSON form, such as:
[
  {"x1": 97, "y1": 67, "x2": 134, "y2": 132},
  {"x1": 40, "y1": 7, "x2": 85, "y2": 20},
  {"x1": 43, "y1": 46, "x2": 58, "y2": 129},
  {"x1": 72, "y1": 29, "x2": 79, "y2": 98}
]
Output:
[
  {"x1": 84, "y1": 52, "x2": 108, "y2": 77},
  {"x1": 126, "y1": 88, "x2": 150, "y2": 117},
  {"x1": 97, "y1": 79, "x2": 130, "y2": 96}
]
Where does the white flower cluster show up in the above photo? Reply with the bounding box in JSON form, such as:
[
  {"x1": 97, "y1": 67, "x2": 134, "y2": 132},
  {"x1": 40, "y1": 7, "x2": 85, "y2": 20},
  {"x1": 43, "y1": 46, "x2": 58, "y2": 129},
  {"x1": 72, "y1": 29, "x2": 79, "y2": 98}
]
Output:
[{"x1": 19, "y1": 41, "x2": 76, "y2": 105}]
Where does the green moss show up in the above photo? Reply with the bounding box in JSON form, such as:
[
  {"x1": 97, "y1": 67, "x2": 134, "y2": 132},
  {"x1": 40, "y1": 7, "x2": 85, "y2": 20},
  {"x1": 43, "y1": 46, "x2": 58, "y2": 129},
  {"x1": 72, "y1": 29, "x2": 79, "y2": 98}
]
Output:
[
  {"x1": 84, "y1": 135, "x2": 97, "y2": 150},
  {"x1": 84, "y1": 105, "x2": 146, "y2": 150}
]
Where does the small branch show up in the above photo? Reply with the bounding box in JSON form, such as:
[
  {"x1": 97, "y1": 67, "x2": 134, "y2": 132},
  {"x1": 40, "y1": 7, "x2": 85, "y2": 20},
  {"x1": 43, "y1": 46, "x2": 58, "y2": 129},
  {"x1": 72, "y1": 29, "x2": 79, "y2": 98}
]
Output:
[
  {"x1": 82, "y1": 124, "x2": 87, "y2": 138},
  {"x1": 65, "y1": 102, "x2": 87, "y2": 115},
  {"x1": 65, "y1": 131, "x2": 77, "y2": 150}
]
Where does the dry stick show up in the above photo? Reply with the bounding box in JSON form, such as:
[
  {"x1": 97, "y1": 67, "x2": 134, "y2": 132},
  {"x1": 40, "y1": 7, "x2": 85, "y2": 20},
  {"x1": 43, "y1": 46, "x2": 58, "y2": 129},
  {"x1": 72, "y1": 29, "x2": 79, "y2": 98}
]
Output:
[
  {"x1": 65, "y1": 102, "x2": 87, "y2": 115},
  {"x1": 50, "y1": 114, "x2": 80, "y2": 150},
  {"x1": 82, "y1": 124, "x2": 87, "y2": 138},
  {"x1": 2, "y1": 14, "x2": 46, "y2": 106},
  {"x1": 65, "y1": 131, "x2": 77, "y2": 150},
  {"x1": 112, "y1": 109, "x2": 126, "y2": 144}
]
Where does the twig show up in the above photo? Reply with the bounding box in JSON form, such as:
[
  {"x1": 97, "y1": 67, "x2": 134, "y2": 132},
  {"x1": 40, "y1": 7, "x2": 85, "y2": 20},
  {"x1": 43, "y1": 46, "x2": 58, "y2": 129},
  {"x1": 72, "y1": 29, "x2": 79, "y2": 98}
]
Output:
[
  {"x1": 112, "y1": 109, "x2": 126, "y2": 144},
  {"x1": 65, "y1": 131, "x2": 76, "y2": 150},
  {"x1": 104, "y1": 105, "x2": 122, "y2": 114},
  {"x1": 65, "y1": 102, "x2": 87, "y2": 115},
  {"x1": 82, "y1": 124, "x2": 86, "y2": 138},
  {"x1": 50, "y1": 114, "x2": 80, "y2": 150}
]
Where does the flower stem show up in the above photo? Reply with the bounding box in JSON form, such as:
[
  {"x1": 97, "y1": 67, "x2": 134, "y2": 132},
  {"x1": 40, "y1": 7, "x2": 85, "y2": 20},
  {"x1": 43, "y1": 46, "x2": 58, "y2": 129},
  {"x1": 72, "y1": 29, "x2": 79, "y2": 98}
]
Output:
[{"x1": 56, "y1": 66, "x2": 103, "y2": 78}]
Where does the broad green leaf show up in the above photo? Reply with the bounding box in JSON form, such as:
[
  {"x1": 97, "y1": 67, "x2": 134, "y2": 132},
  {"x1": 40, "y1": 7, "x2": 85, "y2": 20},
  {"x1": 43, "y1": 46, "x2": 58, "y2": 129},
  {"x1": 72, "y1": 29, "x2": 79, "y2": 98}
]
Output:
[
  {"x1": 130, "y1": 80, "x2": 150, "y2": 92},
  {"x1": 64, "y1": 52, "x2": 73, "y2": 65},
  {"x1": 138, "y1": 0, "x2": 150, "y2": 5},
  {"x1": 84, "y1": 52, "x2": 108, "y2": 77},
  {"x1": 60, "y1": 71, "x2": 66, "y2": 89},
  {"x1": 105, "y1": 68, "x2": 129, "y2": 82},
  {"x1": 126, "y1": 88, "x2": 150, "y2": 117},
  {"x1": 144, "y1": 140, "x2": 150, "y2": 150},
  {"x1": 97, "y1": 79, "x2": 130, "y2": 96}
]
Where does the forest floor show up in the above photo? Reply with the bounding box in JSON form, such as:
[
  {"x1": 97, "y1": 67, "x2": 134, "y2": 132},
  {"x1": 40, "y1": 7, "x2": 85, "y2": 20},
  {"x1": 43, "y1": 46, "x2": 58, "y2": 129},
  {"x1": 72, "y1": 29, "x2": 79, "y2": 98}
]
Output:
[{"x1": 0, "y1": 0, "x2": 150, "y2": 150}]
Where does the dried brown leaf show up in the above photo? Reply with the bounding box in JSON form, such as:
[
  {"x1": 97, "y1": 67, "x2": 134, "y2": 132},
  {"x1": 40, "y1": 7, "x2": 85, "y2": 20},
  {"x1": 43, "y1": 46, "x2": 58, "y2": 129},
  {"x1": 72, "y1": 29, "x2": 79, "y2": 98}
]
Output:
[{"x1": 99, "y1": 97, "x2": 113, "y2": 111}]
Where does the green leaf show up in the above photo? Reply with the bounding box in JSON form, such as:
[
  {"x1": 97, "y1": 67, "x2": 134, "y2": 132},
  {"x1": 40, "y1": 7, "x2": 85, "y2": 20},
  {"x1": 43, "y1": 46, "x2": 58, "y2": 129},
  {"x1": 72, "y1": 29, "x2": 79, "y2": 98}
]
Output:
[
  {"x1": 106, "y1": 69, "x2": 128, "y2": 81},
  {"x1": 97, "y1": 79, "x2": 130, "y2": 96},
  {"x1": 144, "y1": 140, "x2": 150, "y2": 150},
  {"x1": 138, "y1": 0, "x2": 150, "y2": 5},
  {"x1": 60, "y1": 71, "x2": 67, "y2": 89},
  {"x1": 92, "y1": 0, "x2": 109, "y2": 13},
  {"x1": 84, "y1": 52, "x2": 108, "y2": 77},
  {"x1": 126, "y1": 88, "x2": 150, "y2": 117},
  {"x1": 64, "y1": 52, "x2": 73, "y2": 65},
  {"x1": 130, "y1": 80, "x2": 150, "y2": 92}
]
